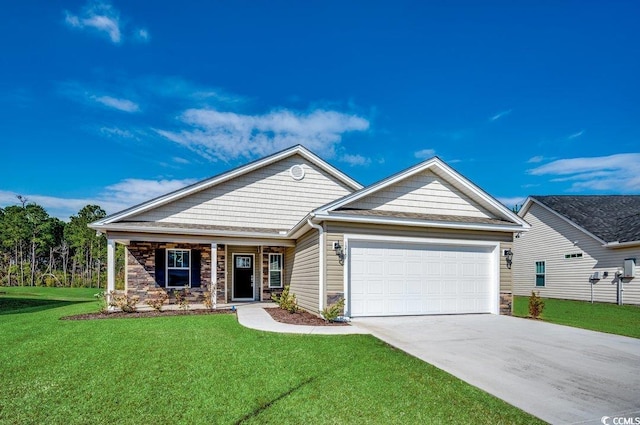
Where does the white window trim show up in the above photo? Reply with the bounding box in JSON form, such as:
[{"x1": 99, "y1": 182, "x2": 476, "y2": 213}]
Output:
[
  {"x1": 268, "y1": 253, "x2": 283, "y2": 288},
  {"x1": 535, "y1": 260, "x2": 546, "y2": 287},
  {"x1": 167, "y1": 248, "x2": 191, "y2": 288}
]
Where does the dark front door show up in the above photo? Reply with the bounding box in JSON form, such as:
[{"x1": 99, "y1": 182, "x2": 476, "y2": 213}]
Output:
[{"x1": 233, "y1": 255, "x2": 254, "y2": 300}]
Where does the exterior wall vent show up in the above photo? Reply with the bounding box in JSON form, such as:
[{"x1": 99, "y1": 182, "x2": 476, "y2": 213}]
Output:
[{"x1": 289, "y1": 164, "x2": 305, "y2": 181}]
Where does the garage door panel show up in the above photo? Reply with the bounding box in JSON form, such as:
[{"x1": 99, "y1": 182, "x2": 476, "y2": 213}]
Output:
[{"x1": 349, "y1": 240, "x2": 494, "y2": 317}]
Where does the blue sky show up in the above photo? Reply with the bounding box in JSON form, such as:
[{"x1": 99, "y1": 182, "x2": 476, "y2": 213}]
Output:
[{"x1": 1, "y1": 0, "x2": 638, "y2": 219}]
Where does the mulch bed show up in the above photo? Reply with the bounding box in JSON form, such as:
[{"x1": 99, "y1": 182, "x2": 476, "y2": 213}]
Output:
[
  {"x1": 61, "y1": 309, "x2": 234, "y2": 320},
  {"x1": 265, "y1": 307, "x2": 349, "y2": 326}
]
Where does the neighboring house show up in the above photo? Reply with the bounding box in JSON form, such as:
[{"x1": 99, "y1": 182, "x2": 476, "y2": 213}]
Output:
[
  {"x1": 513, "y1": 196, "x2": 640, "y2": 305},
  {"x1": 90, "y1": 145, "x2": 528, "y2": 317}
]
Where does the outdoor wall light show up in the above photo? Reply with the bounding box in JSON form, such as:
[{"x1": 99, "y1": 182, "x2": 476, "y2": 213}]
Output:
[
  {"x1": 333, "y1": 241, "x2": 345, "y2": 265},
  {"x1": 504, "y1": 249, "x2": 513, "y2": 269}
]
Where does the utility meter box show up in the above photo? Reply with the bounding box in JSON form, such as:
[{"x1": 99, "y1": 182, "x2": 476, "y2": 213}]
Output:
[{"x1": 623, "y1": 258, "x2": 636, "y2": 278}]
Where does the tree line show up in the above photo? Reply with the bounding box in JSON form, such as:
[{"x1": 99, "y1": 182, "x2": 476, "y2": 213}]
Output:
[{"x1": 0, "y1": 198, "x2": 124, "y2": 288}]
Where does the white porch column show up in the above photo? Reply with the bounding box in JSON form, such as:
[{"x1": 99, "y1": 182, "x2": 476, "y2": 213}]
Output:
[{"x1": 107, "y1": 238, "x2": 116, "y2": 310}]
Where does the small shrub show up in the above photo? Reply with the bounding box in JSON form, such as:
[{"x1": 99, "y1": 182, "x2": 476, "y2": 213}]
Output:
[
  {"x1": 94, "y1": 291, "x2": 108, "y2": 313},
  {"x1": 203, "y1": 291, "x2": 214, "y2": 310},
  {"x1": 175, "y1": 288, "x2": 190, "y2": 312},
  {"x1": 322, "y1": 298, "x2": 345, "y2": 322},
  {"x1": 271, "y1": 285, "x2": 298, "y2": 313},
  {"x1": 146, "y1": 292, "x2": 168, "y2": 312},
  {"x1": 108, "y1": 291, "x2": 140, "y2": 313},
  {"x1": 528, "y1": 291, "x2": 545, "y2": 319}
]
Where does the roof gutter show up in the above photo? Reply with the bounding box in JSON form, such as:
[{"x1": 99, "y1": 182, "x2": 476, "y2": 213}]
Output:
[
  {"x1": 90, "y1": 223, "x2": 291, "y2": 239},
  {"x1": 603, "y1": 240, "x2": 640, "y2": 249},
  {"x1": 314, "y1": 213, "x2": 529, "y2": 233}
]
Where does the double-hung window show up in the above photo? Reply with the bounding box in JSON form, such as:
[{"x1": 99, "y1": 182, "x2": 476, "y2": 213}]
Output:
[
  {"x1": 535, "y1": 261, "x2": 546, "y2": 287},
  {"x1": 269, "y1": 253, "x2": 283, "y2": 288},
  {"x1": 167, "y1": 249, "x2": 190, "y2": 288}
]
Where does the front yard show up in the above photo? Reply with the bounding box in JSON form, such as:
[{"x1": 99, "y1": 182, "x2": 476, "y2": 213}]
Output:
[
  {"x1": 0, "y1": 288, "x2": 542, "y2": 424},
  {"x1": 513, "y1": 295, "x2": 640, "y2": 338}
]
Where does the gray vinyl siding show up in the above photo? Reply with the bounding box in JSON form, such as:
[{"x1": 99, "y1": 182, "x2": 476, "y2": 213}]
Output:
[
  {"x1": 344, "y1": 169, "x2": 492, "y2": 218},
  {"x1": 513, "y1": 203, "x2": 640, "y2": 305},
  {"x1": 286, "y1": 229, "x2": 320, "y2": 313},
  {"x1": 130, "y1": 155, "x2": 353, "y2": 230},
  {"x1": 325, "y1": 222, "x2": 514, "y2": 294},
  {"x1": 226, "y1": 245, "x2": 260, "y2": 301}
]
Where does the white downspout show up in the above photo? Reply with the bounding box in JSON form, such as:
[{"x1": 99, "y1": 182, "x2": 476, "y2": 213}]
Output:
[{"x1": 307, "y1": 218, "x2": 325, "y2": 313}]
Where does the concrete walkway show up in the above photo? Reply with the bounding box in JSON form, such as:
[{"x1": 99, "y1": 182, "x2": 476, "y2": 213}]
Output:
[
  {"x1": 352, "y1": 314, "x2": 640, "y2": 425},
  {"x1": 235, "y1": 302, "x2": 370, "y2": 335}
]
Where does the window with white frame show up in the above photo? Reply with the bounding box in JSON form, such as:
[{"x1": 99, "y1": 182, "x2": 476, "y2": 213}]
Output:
[
  {"x1": 535, "y1": 261, "x2": 545, "y2": 287},
  {"x1": 269, "y1": 253, "x2": 283, "y2": 288},
  {"x1": 167, "y1": 249, "x2": 190, "y2": 287}
]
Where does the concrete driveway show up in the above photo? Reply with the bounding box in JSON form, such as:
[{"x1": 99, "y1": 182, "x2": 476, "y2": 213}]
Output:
[{"x1": 352, "y1": 314, "x2": 640, "y2": 425}]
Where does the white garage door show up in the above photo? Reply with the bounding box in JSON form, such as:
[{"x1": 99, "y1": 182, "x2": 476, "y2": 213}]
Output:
[{"x1": 349, "y1": 240, "x2": 495, "y2": 317}]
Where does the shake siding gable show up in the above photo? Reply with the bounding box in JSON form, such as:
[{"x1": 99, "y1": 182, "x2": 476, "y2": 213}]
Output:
[
  {"x1": 344, "y1": 169, "x2": 492, "y2": 218},
  {"x1": 287, "y1": 229, "x2": 320, "y2": 313},
  {"x1": 130, "y1": 155, "x2": 353, "y2": 230},
  {"x1": 513, "y1": 203, "x2": 640, "y2": 304}
]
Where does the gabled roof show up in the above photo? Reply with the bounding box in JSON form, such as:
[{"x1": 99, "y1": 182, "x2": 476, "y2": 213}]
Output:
[
  {"x1": 519, "y1": 195, "x2": 640, "y2": 245},
  {"x1": 313, "y1": 156, "x2": 529, "y2": 231},
  {"x1": 91, "y1": 145, "x2": 362, "y2": 228}
]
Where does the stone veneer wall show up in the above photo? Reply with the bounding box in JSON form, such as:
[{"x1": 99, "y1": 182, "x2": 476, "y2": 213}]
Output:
[
  {"x1": 216, "y1": 244, "x2": 226, "y2": 303},
  {"x1": 261, "y1": 247, "x2": 286, "y2": 301},
  {"x1": 500, "y1": 291, "x2": 513, "y2": 315},
  {"x1": 127, "y1": 241, "x2": 225, "y2": 303}
]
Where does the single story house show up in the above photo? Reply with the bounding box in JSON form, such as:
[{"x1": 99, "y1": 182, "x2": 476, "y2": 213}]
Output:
[
  {"x1": 513, "y1": 195, "x2": 640, "y2": 305},
  {"x1": 90, "y1": 145, "x2": 529, "y2": 317}
]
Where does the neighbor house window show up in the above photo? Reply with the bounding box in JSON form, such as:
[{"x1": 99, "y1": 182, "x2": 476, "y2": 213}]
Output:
[
  {"x1": 535, "y1": 261, "x2": 545, "y2": 287},
  {"x1": 564, "y1": 253, "x2": 583, "y2": 259},
  {"x1": 167, "y1": 249, "x2": 190, "y2": 287},
  {"x1": 269, "y1": 253, "x2": 283, "y2": 288}
]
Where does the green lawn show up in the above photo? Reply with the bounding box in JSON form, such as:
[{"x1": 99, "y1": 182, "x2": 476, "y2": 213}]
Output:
[
  {"x1": 514, "y1": 296, "x2": 640, "y2": 339},
  {"x1": 0, "y1": 288, "x2": 543, "y2": 424}
]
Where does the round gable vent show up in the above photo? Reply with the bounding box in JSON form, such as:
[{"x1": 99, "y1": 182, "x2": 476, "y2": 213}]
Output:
[{"x1": 289, "y1": 164, "x2": 305, "y2": 180}]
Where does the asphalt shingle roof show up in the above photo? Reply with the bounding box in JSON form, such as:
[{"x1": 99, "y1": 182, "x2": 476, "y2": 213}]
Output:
[{"x1": 532, "y1": 195, "x2": 640, "y2": 243}]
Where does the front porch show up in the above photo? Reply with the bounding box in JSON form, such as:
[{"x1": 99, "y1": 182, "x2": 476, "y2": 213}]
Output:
[{"x1": 105, "y1": 240, "x2": 289, "y2": 306}]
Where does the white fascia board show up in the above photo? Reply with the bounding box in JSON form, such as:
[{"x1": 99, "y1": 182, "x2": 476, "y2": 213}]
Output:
[
  {"x1": 524, "y1": 197, "x2": 607, "y2": 245},
  {"x1": 95, "y1": 145, "x2": 361, "y2": 226},
  {"x1": 315, "y1": 213, "x2": 526, "y2": 233},
  {"x1": 104, "y1": 231, "x2": 295, "y2": 247}
]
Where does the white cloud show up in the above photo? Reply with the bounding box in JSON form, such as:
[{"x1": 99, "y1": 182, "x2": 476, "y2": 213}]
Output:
[
  {"x1": 497, "y1": 196, "x2": 527, "y2": 210},
  {"x1": 340, "y1": 153, "x2": 371, "y2": 166},
  {"x1": 100, "y1": 127, "x2": 138, "y2": 139},
  {"x1": 528, "y1": 153, "x2": 640, "y2": 192},
  {"x1": 527, "y1": 155, "x2": 545, "y2": 163},
  {"x1": 568, "y1": 130, "x2": 585, "y2": 139},
  {"x1": 490, "y1": 109, "x2": 512, "y2": 121},
  {"x1": 64, "y1": 1, "x2": 149, "y2": 44},
  {"x1": 0, "y1": 178, "x2": 196, "y2": 220},
  {"x1": 414, "y1": 148, "x2": 436, "y2": 159},
  {"x1": 91, "y1": 95, "x2": 140, "y2": 112},
  {"x1": 157, "y1": 108, "x2": 370, "y2": 162},
  {"x1": 102, "y1": 178, "x2": 197, "y2": 208},
  {"x1": 134, "y1": 28, "x2": 150, "y2": 42},
  {"x1": 65, "y1": 1, "x2": 122, "y2": 43},
  {"x1": 172, "y1": 157, "x2": 190, "y2": 164}
]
